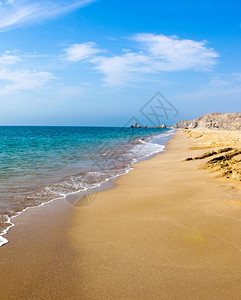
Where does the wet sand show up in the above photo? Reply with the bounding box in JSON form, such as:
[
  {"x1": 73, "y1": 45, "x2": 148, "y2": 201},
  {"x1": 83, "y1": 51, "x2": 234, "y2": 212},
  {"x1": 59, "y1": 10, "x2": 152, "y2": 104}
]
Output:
[{"x1": 1, "y1": 130, "x2": 241, "y2": 299}]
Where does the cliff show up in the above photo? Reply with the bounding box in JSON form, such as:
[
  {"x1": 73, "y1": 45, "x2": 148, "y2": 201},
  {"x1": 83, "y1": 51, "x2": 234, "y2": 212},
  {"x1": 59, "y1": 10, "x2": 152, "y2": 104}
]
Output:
[{"x1": 174, "y1": 112, "x2": 241, "y2": 131}]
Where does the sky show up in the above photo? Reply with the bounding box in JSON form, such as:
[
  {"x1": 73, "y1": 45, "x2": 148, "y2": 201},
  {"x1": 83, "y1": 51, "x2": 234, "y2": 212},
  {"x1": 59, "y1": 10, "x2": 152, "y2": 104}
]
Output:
[{"x1": 0, "y1": 0, "x2": 240, "y2": 126}]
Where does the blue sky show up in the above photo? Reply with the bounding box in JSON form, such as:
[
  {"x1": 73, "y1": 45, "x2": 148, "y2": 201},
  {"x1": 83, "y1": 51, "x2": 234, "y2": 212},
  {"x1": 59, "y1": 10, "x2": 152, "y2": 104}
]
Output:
[{"x1": 0, "y1": 0, "x2": 240, "y2": 126}]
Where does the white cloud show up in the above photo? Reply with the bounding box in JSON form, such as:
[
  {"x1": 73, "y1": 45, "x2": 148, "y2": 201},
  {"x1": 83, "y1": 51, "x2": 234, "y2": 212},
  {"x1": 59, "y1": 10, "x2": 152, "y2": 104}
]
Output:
[
  {"x1": 91, "y1": 53, "x2": 152, "y2": 86},
  {"x1": 64, "y1": 33, "x2": 219, "y2": 86},
  {"x1": 65, "y1": 42, "x2": 100, "y2": 62},
  {"x1": 0, "y1": 0, "x2": 95, "y2": 31},
  {"x1": 0, "y1": 52, "x2": 20, "y2": 65},
  {"x1": 134, "y1": 33, "x2": 218, "y2": 71},
  {"x1": 0, "y1": 49, "x2": 54, "y2": 93},
  {"x1": 0, "y1": 69, "x2": 54, "y2": 93}
]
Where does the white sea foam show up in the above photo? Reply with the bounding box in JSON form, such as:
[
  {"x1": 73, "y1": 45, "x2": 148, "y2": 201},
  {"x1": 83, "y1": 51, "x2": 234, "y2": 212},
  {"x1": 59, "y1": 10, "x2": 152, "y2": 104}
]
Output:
[
  {"x1": 131, "y1": 129, "x2": 174, "y2": 161},
  {"x1": 0, "y1": 215, "x2": 15, "y2": 247},
  {"x1": 0, "y1": 236, "x2": 8, "y2": 247},
  {"x1": 131, "y1": 142, "x2": 165, "y2": 160}
]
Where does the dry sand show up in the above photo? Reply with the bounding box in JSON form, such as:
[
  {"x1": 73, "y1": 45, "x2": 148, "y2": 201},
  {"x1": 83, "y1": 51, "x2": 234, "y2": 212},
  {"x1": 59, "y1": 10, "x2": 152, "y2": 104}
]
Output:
[{"x1": 1, "y1": 130, "x2": 241, "y2": 299}]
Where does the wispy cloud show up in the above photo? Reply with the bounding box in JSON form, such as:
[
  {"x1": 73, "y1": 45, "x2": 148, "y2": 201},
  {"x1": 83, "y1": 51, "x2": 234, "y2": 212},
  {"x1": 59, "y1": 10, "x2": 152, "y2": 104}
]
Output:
[
  {"x1": 91, "y1": 53, "x2": 153, "y2": 86},
  {"x1": 64, "y1": 33, "x2": 219, "y2": 86},
  {"x1": 0, "y1": 48, "x2": 55, "y2": 93},
  {"x1": 208, "y1": 73, "x2": 241, "y2": 89},
  {"x1": 232, "y1": 73, "x2": 241, "y2": 81},
  {"x1": 173, "y1": 73, "x2": 241, "y2": 112},
  {"x1": 0, "y1": 51, "x2": 21, "y2": 65},
  {"x1": 0, "y1": 0, "x2": 95, "y2": 31},
  {"x1": 0, "y1": 69, "x2": 54, "y2": 94},
  {"x1": 65, "y1": 42, "x2": 101, "y2": 62},
  {"x1": 134, "y1": 33, "x2": 218, "y2": 71}
]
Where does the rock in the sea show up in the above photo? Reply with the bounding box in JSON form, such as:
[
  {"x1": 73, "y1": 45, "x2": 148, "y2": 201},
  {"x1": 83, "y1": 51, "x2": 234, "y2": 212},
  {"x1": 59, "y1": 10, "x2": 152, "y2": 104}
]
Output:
[
  {"x1": 174, "y1": 112, "x2": 241, "y2": 131},
  {"x1": 130, "y1": 123, "x2": 171, "y2": 129},
  {"x1": 130, "y1": 122, "x2": 141, "y2": 128}
]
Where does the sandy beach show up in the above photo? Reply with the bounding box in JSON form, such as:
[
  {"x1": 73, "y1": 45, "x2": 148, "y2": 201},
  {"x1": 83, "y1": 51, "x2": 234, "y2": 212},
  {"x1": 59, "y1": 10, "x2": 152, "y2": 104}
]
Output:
[{"x1": 1, "y1": 130, "x2": 241, "y2": 299}]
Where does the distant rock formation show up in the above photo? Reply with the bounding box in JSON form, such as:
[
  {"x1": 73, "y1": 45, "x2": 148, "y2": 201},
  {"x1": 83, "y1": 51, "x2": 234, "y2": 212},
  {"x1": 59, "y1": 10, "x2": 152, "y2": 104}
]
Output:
[
  {"x1": 130, "y1": 123, "x2": 171, "y2": 129},
  {"x1": 157, "y1": 124, "x2": 171, "y2": 129},
  {"x1": 130, "y1": 123, "x2": 143, "y2": 128},
  {"x1": 174, "y1": 112, "x2": 241, "y2": 131}
]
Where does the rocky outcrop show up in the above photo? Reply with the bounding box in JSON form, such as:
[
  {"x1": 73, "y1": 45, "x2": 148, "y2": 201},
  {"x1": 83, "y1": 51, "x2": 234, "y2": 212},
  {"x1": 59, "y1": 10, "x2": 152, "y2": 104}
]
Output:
[
  {"x1": 130, "y1": 123, "x2": 171, "y2": 129},
  {"x1": 130, "y1": 123, "x2": 141, "y2": 128},
  {"x1": 174, "y1": 112, "x2": 241, "y2": 131},
  {"x1": 157, "y1": 124, "x2": 172, "y2": 129}
]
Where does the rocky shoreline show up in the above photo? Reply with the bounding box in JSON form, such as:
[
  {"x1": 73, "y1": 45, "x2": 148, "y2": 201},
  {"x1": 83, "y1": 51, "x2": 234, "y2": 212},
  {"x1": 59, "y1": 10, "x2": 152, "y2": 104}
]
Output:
[{"x1": 174, "y1": 112, "x2": 241, "y2": 130}]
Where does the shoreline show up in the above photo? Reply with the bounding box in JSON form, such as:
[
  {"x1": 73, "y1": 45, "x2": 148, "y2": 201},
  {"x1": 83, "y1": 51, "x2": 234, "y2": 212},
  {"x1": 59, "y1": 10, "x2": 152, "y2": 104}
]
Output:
[
  {"x1": 0, "y1": 130, "x2": 174, "y2": 247},
  {"x1": 1, "y1": 130, "x2": 241, "y2": 299}
]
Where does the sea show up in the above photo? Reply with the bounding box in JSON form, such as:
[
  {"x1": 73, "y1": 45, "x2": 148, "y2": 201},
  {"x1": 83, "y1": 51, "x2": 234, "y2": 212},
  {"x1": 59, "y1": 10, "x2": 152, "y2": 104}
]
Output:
[{"x1": 0, "y1": 126, "x2": 174, "y2": 246}]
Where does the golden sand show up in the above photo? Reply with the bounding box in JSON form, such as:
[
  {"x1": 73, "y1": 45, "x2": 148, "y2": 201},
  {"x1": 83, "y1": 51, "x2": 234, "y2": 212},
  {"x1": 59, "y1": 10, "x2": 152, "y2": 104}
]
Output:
[
  {"x1": 1, "y1": 130, "x2": 241, "y2": 299},
  {"x1": 185, "y1": 129, "x2": 241, "y2": 181}
]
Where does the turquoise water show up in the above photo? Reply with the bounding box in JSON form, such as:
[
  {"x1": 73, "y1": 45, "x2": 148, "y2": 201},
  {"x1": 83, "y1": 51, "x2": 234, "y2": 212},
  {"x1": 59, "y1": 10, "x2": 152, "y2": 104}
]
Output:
[{"x1": 0, "y1": 126, "x2": 173, "y2": 245}]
